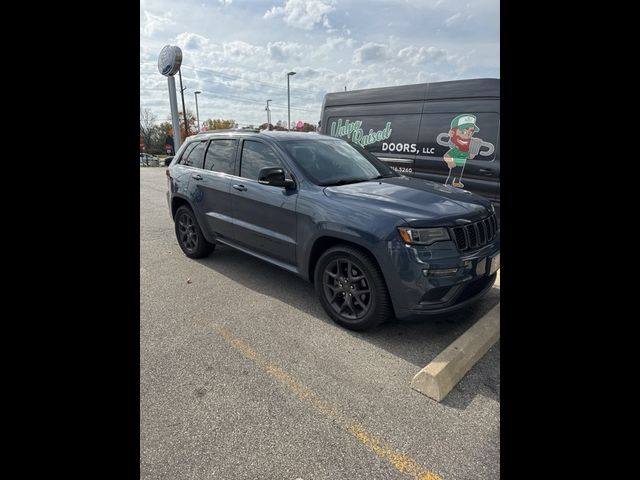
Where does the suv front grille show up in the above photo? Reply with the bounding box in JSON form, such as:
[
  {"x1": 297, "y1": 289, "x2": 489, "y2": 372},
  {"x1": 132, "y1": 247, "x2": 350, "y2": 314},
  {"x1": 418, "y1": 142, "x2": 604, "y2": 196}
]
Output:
[{"x1": 450, "y1": 214, "x2": 498, "y2": 252}]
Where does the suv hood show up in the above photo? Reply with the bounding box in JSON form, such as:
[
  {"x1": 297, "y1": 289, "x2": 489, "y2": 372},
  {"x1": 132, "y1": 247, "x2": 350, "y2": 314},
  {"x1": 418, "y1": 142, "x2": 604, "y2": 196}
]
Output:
[{"x1": 323, "y1": 176, "x2": 493, "y2": 226}]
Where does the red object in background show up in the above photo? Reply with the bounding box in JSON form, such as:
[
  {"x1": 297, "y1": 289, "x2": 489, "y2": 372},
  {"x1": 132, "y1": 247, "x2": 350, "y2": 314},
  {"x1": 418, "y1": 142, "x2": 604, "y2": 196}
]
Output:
[{"x1": 140, "y1": 142, "x2": 145, "y2": 150}]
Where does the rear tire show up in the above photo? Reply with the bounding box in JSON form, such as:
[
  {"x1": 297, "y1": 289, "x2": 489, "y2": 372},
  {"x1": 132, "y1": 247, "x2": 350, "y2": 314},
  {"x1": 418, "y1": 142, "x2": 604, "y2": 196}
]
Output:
[
  {"x1": 174, "y1": 205, "x2": 215, "y2": 259},
  {"x1": 314, "y1": 245, "x2": 392, "y2": 331}
]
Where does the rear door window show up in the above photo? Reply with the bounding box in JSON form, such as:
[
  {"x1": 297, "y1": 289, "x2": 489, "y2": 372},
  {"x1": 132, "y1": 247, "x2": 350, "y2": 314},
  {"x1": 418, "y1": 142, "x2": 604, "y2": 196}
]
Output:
[
  {"x1": 176, "y1": 142, "x2": 198, "y2": 165},
  {"x1": 180, "y1": 141, "x2": 207, "y2": 168},
  {"x1": 204, "y1": 139, "x2": 238, "y2": 175}
]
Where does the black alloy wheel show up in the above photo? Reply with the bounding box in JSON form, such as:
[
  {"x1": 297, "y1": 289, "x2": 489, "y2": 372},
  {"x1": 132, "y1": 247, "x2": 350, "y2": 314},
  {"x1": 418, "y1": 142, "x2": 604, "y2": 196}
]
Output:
[
  {"x1": 323, "y1": 258, "x2": 372, "y2": 320},
  {"x1": 174, "y1": 206, "x2": 215, "y2": 258},
  {"x1": 314, "y1": 245, "x2": 392, "y2": 331}
]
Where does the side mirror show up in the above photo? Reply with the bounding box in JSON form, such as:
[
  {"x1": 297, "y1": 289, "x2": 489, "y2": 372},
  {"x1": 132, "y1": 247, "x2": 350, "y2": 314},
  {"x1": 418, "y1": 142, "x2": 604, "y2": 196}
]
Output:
[{"x1": 258, "y1": 166, "x2": 295, "y2": 189}]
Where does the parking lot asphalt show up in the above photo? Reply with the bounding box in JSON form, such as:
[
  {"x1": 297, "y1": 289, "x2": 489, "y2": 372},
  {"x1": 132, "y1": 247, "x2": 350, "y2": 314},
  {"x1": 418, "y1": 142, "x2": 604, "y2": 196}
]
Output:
[{"x1": 140, "y1": 167, "x2": 500, "y2": 480}]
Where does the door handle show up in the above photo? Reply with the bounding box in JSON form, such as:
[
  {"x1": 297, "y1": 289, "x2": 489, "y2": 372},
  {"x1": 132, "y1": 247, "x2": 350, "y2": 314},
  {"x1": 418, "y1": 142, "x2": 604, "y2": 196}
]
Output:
[
  {"x1": 232, "y1": 184, "x2": 247, "y2": 191},
  {"x1": 478, "y1": 168, "x2": 495, "y2": 176},
  {"x1": 192, "y1": 174, "x2": 203, "y2": 180}
]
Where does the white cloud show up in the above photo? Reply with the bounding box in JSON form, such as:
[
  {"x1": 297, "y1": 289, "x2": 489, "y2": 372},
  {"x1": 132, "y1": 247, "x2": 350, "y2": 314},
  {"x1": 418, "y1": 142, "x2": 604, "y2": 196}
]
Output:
[
  {"x1": 219, "y1": 0, "x2": 233, "y2": 5},
  {"x1": 222, "y1": 41, "x2": 264, "y2": 62},
  {"x1": 353, "y1": 42, "x2": 390, "y2": 64},
  {"x1": 175, "y1": 32, "x2": 208, "y2": 51},
  {"x1": 319, "y1": 36, "x2": 356, "y2": 54},
  {"x1": 294, "y1": 66, "x2": 336, "y2": 79},
  {"x1": 417, "y1": 70, "x2": 442, "y2": 83},
  {"x1": 267, "y1": 41, "x2": 304, "y2": 62},
  {"x1": 398, "y1": 45, "x2": 447, "y2": 66},
  {"x1": 140, "y1": 11, "x2": 175, "y2": 37},
  {"x1": 264, "y1": 0, "x2": 335, "y2": 30}
]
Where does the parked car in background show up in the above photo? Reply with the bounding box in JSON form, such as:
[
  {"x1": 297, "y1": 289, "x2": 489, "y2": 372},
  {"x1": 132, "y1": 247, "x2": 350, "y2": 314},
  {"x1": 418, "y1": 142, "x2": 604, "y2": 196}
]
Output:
[
  {"x1": 166, "y1": 131, "x2": 500, "y2": 331},
  {"x1": 140, "y1": 153, "x2": 160, "y2": 167}
]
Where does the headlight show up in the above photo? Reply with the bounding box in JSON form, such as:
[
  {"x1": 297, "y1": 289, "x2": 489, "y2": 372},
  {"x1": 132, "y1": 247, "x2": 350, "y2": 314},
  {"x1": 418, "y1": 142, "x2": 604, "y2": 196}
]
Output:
[{"x1": 398, "y1": 227, "x2": 450, "y2": 245}]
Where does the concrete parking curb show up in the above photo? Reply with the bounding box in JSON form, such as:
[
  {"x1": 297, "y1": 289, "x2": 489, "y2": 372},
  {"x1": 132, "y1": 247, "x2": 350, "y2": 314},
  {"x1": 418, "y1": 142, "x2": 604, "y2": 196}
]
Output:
[{"x1": 410, "y1": 303, "x2": 500, "y2": 402}]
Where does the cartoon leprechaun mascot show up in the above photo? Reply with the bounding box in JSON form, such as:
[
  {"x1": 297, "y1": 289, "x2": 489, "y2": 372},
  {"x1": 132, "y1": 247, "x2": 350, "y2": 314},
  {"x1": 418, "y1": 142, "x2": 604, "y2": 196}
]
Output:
[{"x1": 438, "y1": 114, "x2": 493, "y2": 188}]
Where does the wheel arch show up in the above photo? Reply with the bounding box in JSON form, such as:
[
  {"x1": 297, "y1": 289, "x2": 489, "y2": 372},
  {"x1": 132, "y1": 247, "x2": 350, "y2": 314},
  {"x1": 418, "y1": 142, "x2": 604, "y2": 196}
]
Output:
[
  {"x1": 171, "y1": 195, "x2": 192, "y2": 219},
  {"x1": 306, "y1": 235, "x2": 382, "y2": 285}
]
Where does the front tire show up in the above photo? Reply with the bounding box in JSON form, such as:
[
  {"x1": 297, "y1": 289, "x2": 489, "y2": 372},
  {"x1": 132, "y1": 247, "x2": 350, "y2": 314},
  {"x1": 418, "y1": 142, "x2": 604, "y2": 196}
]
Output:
[
  {"x1": 174, "y1": 205, "x2": 215, "y2": 259},
  {"x1": 314, "y1": 245, "x2": 392, "y2": 331}
]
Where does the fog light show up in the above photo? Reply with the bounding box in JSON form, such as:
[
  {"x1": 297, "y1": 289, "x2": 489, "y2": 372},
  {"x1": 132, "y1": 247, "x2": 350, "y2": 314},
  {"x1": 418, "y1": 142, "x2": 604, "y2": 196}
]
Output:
[{"x1": 423, "y1": 268, "x2": 459, "y2": 277}]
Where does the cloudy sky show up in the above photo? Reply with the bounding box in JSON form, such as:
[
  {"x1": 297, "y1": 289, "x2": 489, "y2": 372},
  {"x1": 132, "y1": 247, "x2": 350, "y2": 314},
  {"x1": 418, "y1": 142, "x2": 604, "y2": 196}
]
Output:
[{"x1": 140, "y1": 0, "x2": 499, "y2": 128}]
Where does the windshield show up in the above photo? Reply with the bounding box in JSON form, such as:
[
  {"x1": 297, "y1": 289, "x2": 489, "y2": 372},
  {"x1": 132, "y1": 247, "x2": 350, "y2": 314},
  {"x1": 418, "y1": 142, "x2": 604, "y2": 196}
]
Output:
[{"x1": 281, "y1": 138, "x2": 398, "y2": 186}]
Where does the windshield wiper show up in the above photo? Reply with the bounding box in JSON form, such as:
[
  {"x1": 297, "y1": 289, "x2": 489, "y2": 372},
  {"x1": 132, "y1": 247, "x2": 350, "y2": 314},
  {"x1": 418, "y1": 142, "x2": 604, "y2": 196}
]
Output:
[
  {"x1": 319, "y1": 178, "x2": 370, "y2": 187},
  {"x1": 371, "y1": 174, "x2": 397, "y2": 179}
]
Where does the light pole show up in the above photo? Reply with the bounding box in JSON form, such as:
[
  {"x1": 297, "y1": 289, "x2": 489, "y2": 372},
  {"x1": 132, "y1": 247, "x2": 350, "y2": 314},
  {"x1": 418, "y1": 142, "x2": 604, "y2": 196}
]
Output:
[
  {"x1": 287, "y1": 71, "x2": 296, "y2": 131},
  {"x1": 178, "y1": 68, "x2": 189, "y2": 137},
  {"x1": 194, "y1": 90, "x2": 202, "y2": 133},
  {"x1": 157, "y1": 45, "x2": 183, "y2": 152},
  {"x1": 265, "y1": 99, "x2": 272, "y2": 127}
]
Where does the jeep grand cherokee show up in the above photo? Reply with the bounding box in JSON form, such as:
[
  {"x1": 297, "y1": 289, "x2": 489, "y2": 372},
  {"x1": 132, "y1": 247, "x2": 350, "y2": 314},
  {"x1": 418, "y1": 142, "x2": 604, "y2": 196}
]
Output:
[{"x1": 167, "y1": 131, "x2": 500, "y2": 331}]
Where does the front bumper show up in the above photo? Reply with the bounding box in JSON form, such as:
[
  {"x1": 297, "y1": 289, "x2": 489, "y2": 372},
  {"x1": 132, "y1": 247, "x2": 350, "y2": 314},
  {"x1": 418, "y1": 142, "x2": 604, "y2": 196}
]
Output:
[{"x1": 380, "y1": 236, "x2": 500, "y2": 320}]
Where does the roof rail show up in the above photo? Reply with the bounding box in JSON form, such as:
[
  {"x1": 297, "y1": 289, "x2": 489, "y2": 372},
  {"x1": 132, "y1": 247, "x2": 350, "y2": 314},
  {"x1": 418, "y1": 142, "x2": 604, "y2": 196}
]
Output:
[{"x1": 195, "y1": 128, "x2": 260, "y2": 134}]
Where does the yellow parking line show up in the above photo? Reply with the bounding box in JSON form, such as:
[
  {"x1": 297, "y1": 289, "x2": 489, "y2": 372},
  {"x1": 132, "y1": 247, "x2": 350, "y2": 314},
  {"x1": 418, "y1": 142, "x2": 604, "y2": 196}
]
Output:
[{"x1": 214, "y1": 325, "x2": 442, "y2": 480}]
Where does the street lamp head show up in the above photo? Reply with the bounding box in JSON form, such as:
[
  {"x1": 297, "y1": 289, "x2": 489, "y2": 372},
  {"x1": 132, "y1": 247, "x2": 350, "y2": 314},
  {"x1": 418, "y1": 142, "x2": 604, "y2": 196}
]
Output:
[
  {"x1": 195, "y1": 90, "x2": 202, "y2": 95},
  {"x1": 287, "y1": 71, "x2": 296, "y2": 76}
]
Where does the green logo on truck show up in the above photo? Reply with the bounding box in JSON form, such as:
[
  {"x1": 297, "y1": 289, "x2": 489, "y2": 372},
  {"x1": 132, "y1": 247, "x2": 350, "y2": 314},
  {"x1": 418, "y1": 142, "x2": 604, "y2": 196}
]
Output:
[{"x1": 329, "y1": 119, "x2": 392, "y2": 147}]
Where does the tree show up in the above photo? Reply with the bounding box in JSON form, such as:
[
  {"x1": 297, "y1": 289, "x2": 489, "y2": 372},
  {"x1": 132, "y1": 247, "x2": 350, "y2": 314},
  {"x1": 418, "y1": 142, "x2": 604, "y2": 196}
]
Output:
[
  {"x1": 301, "y1": 122, "x2": 316, "y2": 132},
  {"x1": 178, "y1": 110, "x2": 197, "y2": 141},
  {"x1": 140, "y1": 108, "x2": 157, "y2": 151},
  {"x1": 203, "y1": 118, "x2": 236, "y2": 130},
  {"x1": 156, "y1": 122, "x2": 173, "y2": 143},
  {"x1": 149, "y1": 122, "x2": 173, "y2": 155}
]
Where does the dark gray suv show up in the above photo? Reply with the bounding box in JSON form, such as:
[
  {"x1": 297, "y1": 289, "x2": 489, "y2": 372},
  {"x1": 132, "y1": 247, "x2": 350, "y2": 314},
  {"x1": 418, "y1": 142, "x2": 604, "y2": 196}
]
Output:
[{"x1": 166, "y1": 131, "x2": 500, "y2": 331}]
